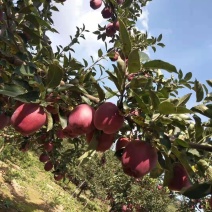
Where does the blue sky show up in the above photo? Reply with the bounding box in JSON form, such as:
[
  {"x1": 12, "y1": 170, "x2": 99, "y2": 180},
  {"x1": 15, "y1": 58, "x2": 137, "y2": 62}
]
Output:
[
  {"x1": 49, "y1": 0, "x2": 211, "y2": 115},
  {"x1": 147, "y1": 0, "x2": 212, "y2": 84}
]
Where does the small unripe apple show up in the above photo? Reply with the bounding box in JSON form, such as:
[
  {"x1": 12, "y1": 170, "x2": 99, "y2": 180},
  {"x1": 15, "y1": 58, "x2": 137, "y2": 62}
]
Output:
[
  {"x1": 44, "y1": 161, "x2": 53, "y2": 171},
  {"x1": 90, "y1": 0, "x2": 102, "y2": 10},
  {"x1": 101, "y1": 7, "x2": 113, "y2": 19},
  {"x1": 94, "y1": 102, "x2": 124, "y2": 134},
  {"x1": 106, "y1": 23, "x2": 116, "y2": 37},
  {"x1": 39, "y1": 153, "x2": 50, "y2": 163},
  {"x1": 11, "y1": 103, "x2": 46, "y2": 136},
  {"x1": 44, "y1": 141, "x2": 54, "y2": 152},
  {"x1": 122, "y1": 140, "x2": 158, "y2": 178}
]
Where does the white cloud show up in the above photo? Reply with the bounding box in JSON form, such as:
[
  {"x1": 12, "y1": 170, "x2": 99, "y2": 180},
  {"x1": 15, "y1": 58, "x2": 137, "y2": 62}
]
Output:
[
  {"x1": 139, "y1": 9, "x2": 149, "y2": 31},
  {"x1": 47, "y1": 1, "x2": 107, "y2": 61}
]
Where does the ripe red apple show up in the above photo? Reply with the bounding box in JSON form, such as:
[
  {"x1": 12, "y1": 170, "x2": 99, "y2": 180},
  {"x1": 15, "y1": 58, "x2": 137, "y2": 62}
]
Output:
[
  {"x1": 39, "y1": 153, "x2": 50, "y2": 163},
  {"x1": 86, "y1": 130, "x2": 115, "y2": 152},
  {"x1": 168, "y1": 163, "x2": 192, "y2": 191},
  {"x1": 109, "y1": 51, "x2": 119, "y2": 62},
  {"x1": 11, "y1": 103, "x2": 46, "y2": 136},
  {"x1": 122, "y1": 204, "x2": 132, "y2": 212},
  {"x1": 117, "y1": 0, "x2": 124, "y2": 4},
  {"x1": 54, "y1": 173, "x2": 64, "y2": 181},
  {"x1": 0, "y1": 113, "x2": 11, "y2": 130},
  {"x1": 66, "y1": 104, "x2": 95, "y2": 136},
  {"x1": 106, "y1": 23, "x2": 116, "y2": 37},
  {"x1": 43, "y1": 141, "x2": 54, "y2": 152},
  {"x1": 116, "y1": 137, "x2": 130, "y2": 152},
  {"x1": 157, "y1": 185, "x2": 163, "y2": 190},
  {"x1": 90, "y1": 0, "x2": 102, "y2": 10},
  {"x1": 113, "y1": 20, "x2": 120, "y2": 30},
  {"x1": 94, "y1": 102, "x2": 124, "y2": 134},
  {"x1": 101, "y1": 7, "x2": 113, "y2": 19},
  {"x1": 122, "y1": 140, "x2": 158, "y2": 178},
  {"x1": 44, "y1": 161, "x2": 53, "y2": 171}
]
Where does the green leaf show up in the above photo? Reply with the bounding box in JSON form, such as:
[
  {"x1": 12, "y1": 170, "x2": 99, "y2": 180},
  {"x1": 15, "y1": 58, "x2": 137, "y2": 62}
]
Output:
[
  {"x1": 149, "y1": 91, "x2": 160, "y2": 110},
  {"x1": 14, "y1": 91, "x2": 40, "y2": 103},
  {"x1": 177, "y1": 93, "x2": 192, "y2": 106},
  {"x1": 58, "y1": 110, "x2": 68, "y2": 129},
  {"x1": 46, "y1": 111, "x2": 53, "y2": 132},
  {"x1": 46, "y1": 64, "x2": 63, "y2": 88},
  {"x1": 194, "y1": 80, "x2": 204, "y2": 102},
  {"x1": 157, "y1": 34, "x2": 162, "y2": 42},
  {"x1": 150, "y1": 162, "x2": 164, "y2": 178},
  {"x1": 93, "y1": 82, "x2": 105, "y2": 101},
  {"x1": 160, "y1": 133, "x2": 171, "y2": 152},
  {"x1": 98, "y1": 49, "x2": 103, "y2": 57},
  {"x1": 128, "y1": 49, "x2": 141, "y2": 73},
  {"x1": 181, "y1": 183, "x2": 212, "y2": 199},
  {"x1": 106, "y1": 71, "x2": 121, "y2": 92},
  {"x1": 139, "y1": 51, "x2": 150, "y2": 62},
  {"x1": 15, "y1": 64, "x2": 35, "y2": 76},
  {"x1": 118, "y1": 18, "x2": 131, "y2": 57},
  {"x1": 184, "y1": 72, "x2": 192, "y2": 81},
  {"x1": 143, "y1": 60, "x2": 178, "y2": 73},
  {"x1": 171, "y1": 146, "x2": 195, "y2": 177},
  {"x1": 159, "y1": 102, "x2": 175, "y2": 114},
  {"x1": 0, "y1": 84, "x2": 26, "y2": 97},
  {"x1": 192, "y1": 104, "x2": 212, "y2": 119},
  {"x1": 174, "y1": 139, "x2": 189, "y2": 148},
  {"x1": 122, "y1": 0, "x2": 133, "y2": 9},
  {"x1": 206, "y1": 80, "x2": 212, "y2": 87}
]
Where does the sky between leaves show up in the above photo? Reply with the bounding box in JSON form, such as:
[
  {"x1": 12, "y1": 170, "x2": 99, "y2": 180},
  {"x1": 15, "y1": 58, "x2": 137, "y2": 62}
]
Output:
[{"x1": 48, "y1": 0, "x2": 212, "y2": 114}]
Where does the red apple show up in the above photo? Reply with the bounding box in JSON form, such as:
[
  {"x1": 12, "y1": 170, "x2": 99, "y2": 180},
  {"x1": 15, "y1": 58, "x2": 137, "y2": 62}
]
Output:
[
  {"x1": 106, "y1": 23, "x2": 116, "y2": 37},
  {"x1": 90, "y1": 0, "x2": 102, "y2": 10},
  {"x1": 66, "y1": 104, "x2": 95, "y2": 136},
  {"x1": 44, "y1": 141, "x2": 54, "y2": 152},
  {"x1": 157, "y1": 185, "x2": 163, "y2": 190},
  {"x1": 113, "y1": 20, "x2": 120, "y2": 30},
  {"x1": 109, "y1": 51, "x2": 119, "y2": 62},
  {"x1": 101, "y1": 7, "x2": 113, "y2": 19},
  {"x1": 11, "y1": 103, "x2": 46, "y2": 136},
  {"x1": 0, "y1": 113, "x2": 10, "y2": 130},
  {"x1": 54, "y1": 173, "x2": 64, "y2": 181},
  {"x1": 94, "y1": 102, "x2": 124, "y2": 134},
  {"x1": 86, "y1": 130, "x2": 115, "y2": 152},
  {"x1": 117, "y1": 0, "x2": 124, "y2": 4},
  {"x1": 44, "y1": 161, "x2": 53, "y2": 171},
  {"x1": 168, "y1": 163, "x2": 192, "y2": 191},
  {"x1": 116, "y1": 137, "x2": 130, "y2": 152},
  {"x1": 39, "y1": 153, "x2": 50, "y2": 163},
  {"x1": 122, "y1": 140, "x2": 158, "y2": 178}
]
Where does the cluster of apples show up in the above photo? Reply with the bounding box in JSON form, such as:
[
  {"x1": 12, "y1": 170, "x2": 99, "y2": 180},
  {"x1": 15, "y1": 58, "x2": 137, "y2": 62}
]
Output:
[
  {"x1": 115, "y1": 137, "x2": 192, "y2": 192},
  {"x1": 1, "y1": 101, "x2": 124, "y2": 153},
  {"x1": 58, "y1": 102, "x2": 124, "y2": 152},
  {"x1": 90, "y1": 0, "x2": 122, "y2": 38}
]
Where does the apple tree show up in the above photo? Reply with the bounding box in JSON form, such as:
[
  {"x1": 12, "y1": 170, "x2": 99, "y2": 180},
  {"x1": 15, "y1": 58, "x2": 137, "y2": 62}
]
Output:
[{"x1": 0, "y1": 0, "x2": 212, "y2": 209}]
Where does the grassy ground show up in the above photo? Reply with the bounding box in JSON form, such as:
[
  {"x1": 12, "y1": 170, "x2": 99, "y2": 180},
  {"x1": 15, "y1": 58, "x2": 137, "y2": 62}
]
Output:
[{"x1": 0, "y1": 145, "x2": 109, "y2": 212}]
